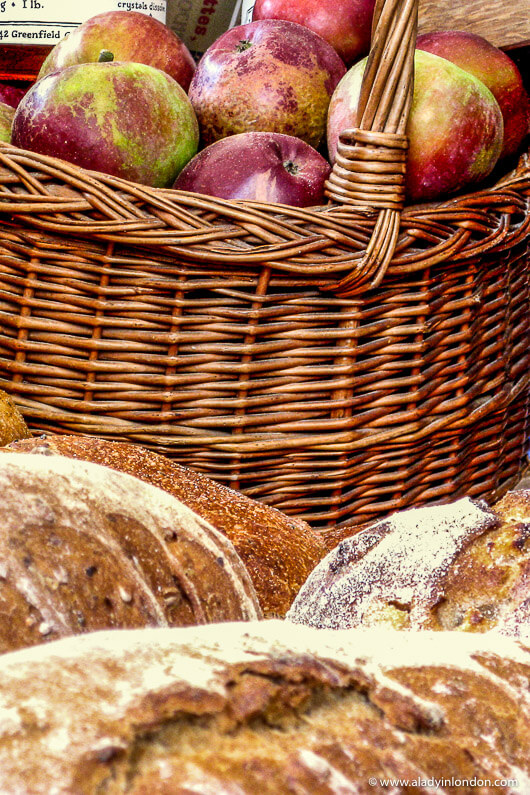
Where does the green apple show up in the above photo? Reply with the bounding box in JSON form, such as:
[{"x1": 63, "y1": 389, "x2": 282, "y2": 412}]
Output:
[{"x1": 0, "y1": 102, "x2": 15, "y2": 143}]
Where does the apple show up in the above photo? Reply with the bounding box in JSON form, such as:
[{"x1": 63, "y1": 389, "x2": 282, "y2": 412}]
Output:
[
  {"x1": 173, "y1": 131, "x2": 331, "y2": 206},
  {"x1": 12, "y1": 60, "x2": 199, "y2": 188},
  {"x1": 188, "y1": 19, "x2": 346, "y2": 149},
  {"x1": 327, "y1": 49, "x2": 504, "y2": 203},
  {"x1": 37, "y1": 11, "x2": 196, "y2": 92},
  {"x1": 417, "y1": 30, "x2": 529, "y2": 159},
  {"x1": 252, "y1": 0, "x2": 376, "y2": 66},
  {"x1": 0, "y1": 83, "x2": 28, "y2": 109},
  {"x1": 0, "y1": 102, "x2": 15, "y2": 143}
]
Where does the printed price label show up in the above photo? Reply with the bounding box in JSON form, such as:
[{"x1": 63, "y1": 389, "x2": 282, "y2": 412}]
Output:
[
  {"x1": 0, "y1": 0, "x2": 166, "y2": 45},
  {"x1": 166, "y1": 0, "x2": 240, "y2": 60}
]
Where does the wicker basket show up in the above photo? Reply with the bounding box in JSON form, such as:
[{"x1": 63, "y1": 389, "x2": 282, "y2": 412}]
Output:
[{"x1": 0, "y1": 0, "x2": 528, "y2": 543}]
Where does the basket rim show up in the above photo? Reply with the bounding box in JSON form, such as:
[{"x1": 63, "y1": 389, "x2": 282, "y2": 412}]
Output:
[{"x1": 0, "y1": 140, "x2": 528, "y2": 290}]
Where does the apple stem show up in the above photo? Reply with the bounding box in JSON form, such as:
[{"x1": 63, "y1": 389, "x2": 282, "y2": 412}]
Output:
[
  {"x1": 236, "y1": 40, "x2": 252, "y2": 53},
  {"x1": 283, "y1": 160, "x2": 299, "y2": 175},
  {"x1": 98, "y1": 50, "x2": 114, "y2": 63}
]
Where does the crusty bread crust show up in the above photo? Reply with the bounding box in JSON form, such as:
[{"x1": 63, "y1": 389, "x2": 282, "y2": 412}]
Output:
[
  {"x1": 0, "y1": 452, "x2": 261, "y2": 652},
  {"x1": 287, "y1": 494, "x2": 530, "y2": 639},
  {"x1": 5, "y1": 434, "x2": 327, "y2": 616},
  {"x1": 0, "y1": 620, "x2": 527, "y2": 793}
]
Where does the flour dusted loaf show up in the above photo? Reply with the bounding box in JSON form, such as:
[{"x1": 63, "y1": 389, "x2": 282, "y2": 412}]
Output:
[
  {"x1": 0, "y1": 619, "x2": 528, "y2": 793},
  {"x1": 0, "y1": 452, "x2": 260, "y2": 653},
  {"x1": 287, "y1": 494, "x2": 530, "y2": 638},
  {"x1": 5, "y1": 434, "x2": 327, "y2": 616}
]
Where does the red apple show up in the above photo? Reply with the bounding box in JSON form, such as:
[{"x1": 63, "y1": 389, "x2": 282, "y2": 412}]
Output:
[
  {"x1": 0, "y1": 83, "x2": 28, "y2": 109},
  {"x1": 0, "y1": 102, "x2": 15, "y2": 143},
  {"x1": 417, "y1": 30, "x2": 529, "y2": 159},
  {"x1": 252, "y1": 0, "x2": 376, "y2": 66},
  {"x1": 37, "y1": 11, "x2": 196, "y2": 92},
  {"x1": 174, "y1": 131, "x2": 331, "y2": 206},
  {"x1": 12, "y1": 61, "x2": 199, "y2": 188},
  {"x1": 327, "y1": 50, "x2": 504, "y2": 203},
  {"x1": 188, "y1": 19, "x2": 346, "y2": 149}
]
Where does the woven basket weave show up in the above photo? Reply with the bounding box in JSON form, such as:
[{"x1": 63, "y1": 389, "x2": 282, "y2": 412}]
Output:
[{"x1": 0, "y1": 0, "x2": 528, "y2": 542}]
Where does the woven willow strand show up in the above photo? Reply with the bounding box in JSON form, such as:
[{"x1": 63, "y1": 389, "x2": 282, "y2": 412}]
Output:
[{"x1": 324, "y1": 0, "x2": 418, "y2": 295}]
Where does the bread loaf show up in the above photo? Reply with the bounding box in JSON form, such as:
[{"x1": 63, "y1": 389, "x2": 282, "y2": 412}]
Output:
[
  {"x1": 287, "y1": 494, "x2": 530, "y2": 638},
  {"x1": 0, "y1": 388, "x2": 30, "y2": 446},
  {"x1": 0, "y1": 451, "x2": 260, "y2": 653},
  {"x1": 0, "y1": 619, "x2": 528, "y2": 793},
  {"x1": 5, "y1": 434, "x2": 327, "y2": 616}
]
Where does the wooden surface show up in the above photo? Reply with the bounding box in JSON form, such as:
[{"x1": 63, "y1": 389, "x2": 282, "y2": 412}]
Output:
[{"x1": 418, "y1": 0, "x2": 530, "y2": 47}]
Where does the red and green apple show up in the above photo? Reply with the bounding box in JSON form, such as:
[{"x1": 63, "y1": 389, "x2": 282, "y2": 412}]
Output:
[
  {"x1": 417, "y1": 30, "x2": 529, "y2": 159},
  {"x1": 252, "y1": 0, "x2": 376, "y2": 66},
  {"x1": 38, "y1": 11, "x2": 196, "y2": 92},
  {"x1": 188, "y1": 19, "x2": 346, "y2": 149},
  {"x1": 327, "y1": 49, "x2": 504, "y2": 202},
  {"x1": 12, "y1": 61, "x2": 199, "y2": 188}
]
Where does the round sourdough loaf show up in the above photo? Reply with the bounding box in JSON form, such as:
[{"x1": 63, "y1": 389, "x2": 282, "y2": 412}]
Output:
[
  {"x1": 5, "y1": 434, "x2": 327, "y2": 616},
  {"x1": 0, "y1": 619, "x2": 527, "y2": 793},
  {"x1": 0, "y1": 452, "x2": 261, "y2": 653},
  {"x1": 287, "y1": 494, "x2": 530, "y2": 638},
  {"x1": 0, "y1": 388, "x2": 31, "y2": 446}
]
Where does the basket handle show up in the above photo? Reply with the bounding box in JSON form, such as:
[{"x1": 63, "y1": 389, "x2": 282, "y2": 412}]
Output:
[{"x1": 323, "y1": 0, "x2": 418, "y2": 296}]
